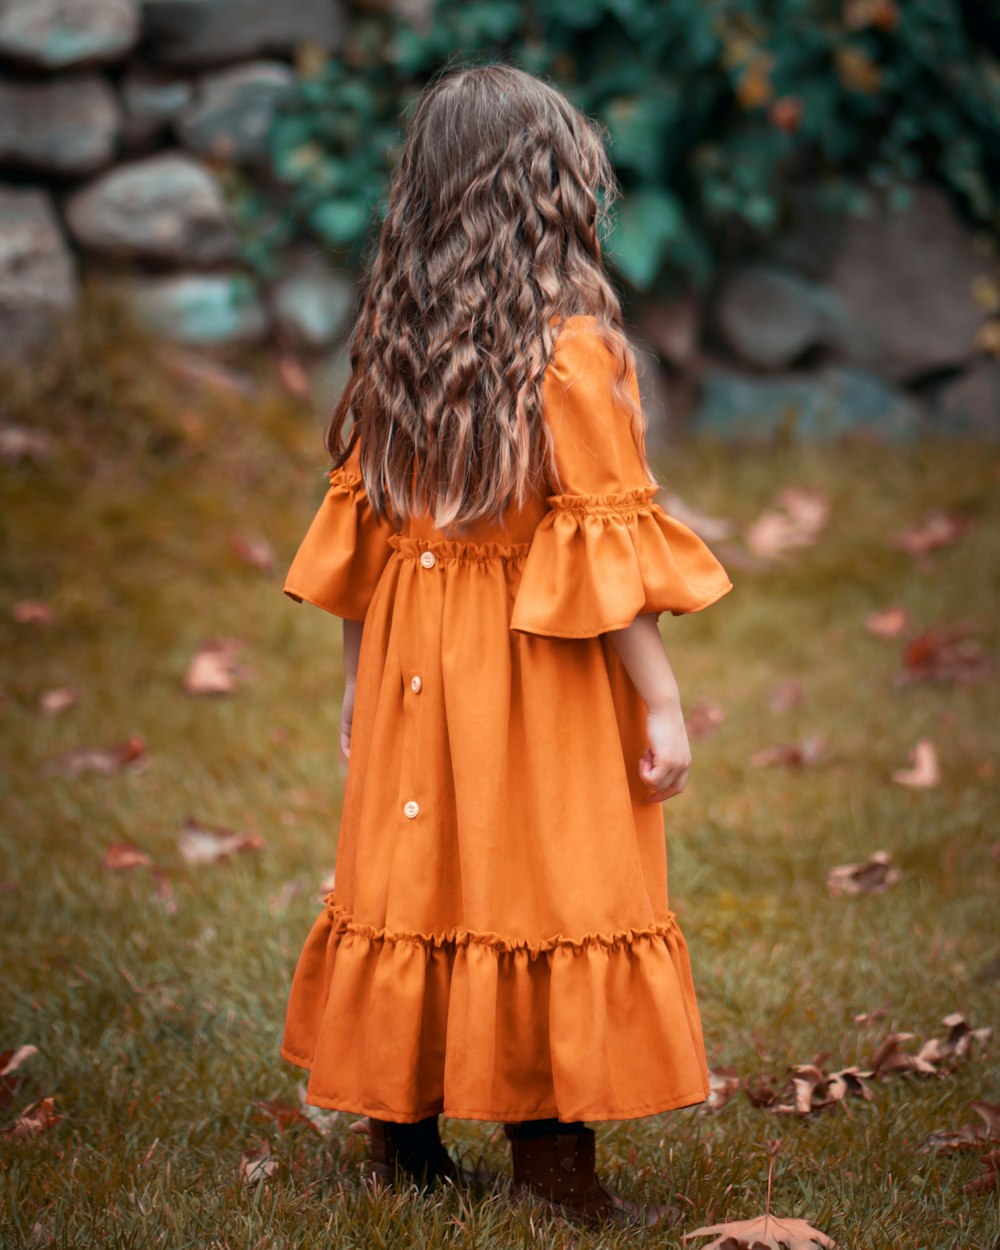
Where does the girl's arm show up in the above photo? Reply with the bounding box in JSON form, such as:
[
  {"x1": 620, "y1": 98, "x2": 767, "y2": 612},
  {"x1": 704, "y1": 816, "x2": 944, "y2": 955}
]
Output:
[
  {"x1": 340, "y1": 619, "x2": 364, "y2": 761},
  {"x1": 605, "y1": 613, "x2": 691, "y2": 802}
]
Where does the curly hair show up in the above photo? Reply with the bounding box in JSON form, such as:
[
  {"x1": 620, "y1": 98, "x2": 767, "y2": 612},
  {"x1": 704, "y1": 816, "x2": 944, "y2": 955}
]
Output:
[{"x1": 326, "y1": 63, "x2": 650, "y2": 534}]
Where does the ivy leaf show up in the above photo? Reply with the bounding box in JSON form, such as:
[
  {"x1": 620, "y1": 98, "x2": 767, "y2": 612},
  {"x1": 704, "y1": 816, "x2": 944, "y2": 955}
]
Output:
[{"x1": 605, "y1": 188, "x2": 686, "y2": 290}]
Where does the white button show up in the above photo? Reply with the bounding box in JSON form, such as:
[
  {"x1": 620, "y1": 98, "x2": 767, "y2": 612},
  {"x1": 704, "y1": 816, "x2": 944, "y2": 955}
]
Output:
[
  {"x1": 403, "y1": 800, "x2": 419, "y2": 819},
  {"x1": 419, "y1": 550, "x2": 436, "y2": 569},
  {"x1": 410, "y1": 675, "x2": 422, "y2": 693}
]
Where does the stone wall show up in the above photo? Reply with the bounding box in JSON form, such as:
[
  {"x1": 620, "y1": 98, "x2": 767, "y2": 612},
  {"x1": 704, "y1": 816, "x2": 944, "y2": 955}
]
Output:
[
  {"x1": 0, "y1": 0, "x2": 354, "y2": 356},
  {"x1": 0, "y1": 0, "x2": 996, "y2": 439}
]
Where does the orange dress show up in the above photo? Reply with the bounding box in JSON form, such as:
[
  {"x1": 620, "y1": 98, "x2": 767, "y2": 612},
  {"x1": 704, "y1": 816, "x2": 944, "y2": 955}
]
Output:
[{"x1": 279, "y1": 315, "x2": 734, "y2": 1124}]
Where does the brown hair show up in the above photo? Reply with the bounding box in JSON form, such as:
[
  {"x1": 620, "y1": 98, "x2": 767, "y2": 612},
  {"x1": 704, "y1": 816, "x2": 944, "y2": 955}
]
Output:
[{"x1": 326, "y1": 62, "x2": 650, "y2": 533}]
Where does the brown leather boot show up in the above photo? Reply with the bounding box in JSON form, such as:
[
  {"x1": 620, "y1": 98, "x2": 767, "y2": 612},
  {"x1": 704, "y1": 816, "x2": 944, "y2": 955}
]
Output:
[
  {"x1": 364, "y1": 1115, "x2": 461, "y2": 1192},
  {"x1": 504, "y1": 1123, "x2": 682, "y2": 1229}
]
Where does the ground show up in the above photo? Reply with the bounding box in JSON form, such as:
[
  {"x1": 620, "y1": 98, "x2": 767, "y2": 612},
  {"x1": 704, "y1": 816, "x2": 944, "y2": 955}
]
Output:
[{"x1": 1, "y1": 297, "x2": 998, "y2": 1249}]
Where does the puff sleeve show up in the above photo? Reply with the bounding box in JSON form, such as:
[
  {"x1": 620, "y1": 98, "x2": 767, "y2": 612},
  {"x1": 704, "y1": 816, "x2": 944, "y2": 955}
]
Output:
[
  {"x1": 282, "y1": 439, "x2": 398, "y2": 621},
  {"x1": 509, "y1": 316, "x2": 734, "y2": 639}
]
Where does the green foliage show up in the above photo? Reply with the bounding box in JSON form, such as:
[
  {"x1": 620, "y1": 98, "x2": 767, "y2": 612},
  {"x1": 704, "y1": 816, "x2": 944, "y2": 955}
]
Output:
[{"x1": 238, "y1": 0, "x2": 1000, "y2": 292}]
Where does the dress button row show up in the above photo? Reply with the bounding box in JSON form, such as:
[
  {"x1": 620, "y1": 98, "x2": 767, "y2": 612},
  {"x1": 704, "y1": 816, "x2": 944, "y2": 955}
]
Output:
[
  {"x1": 410, "y1": 675, "x2": 422, "y2": 693},
  {"x1": 403, "y1": 800, "x2": 419, "y2": 819},
  {"x1": 419, "y1": 550, "x2": 436, "y2": 569}
]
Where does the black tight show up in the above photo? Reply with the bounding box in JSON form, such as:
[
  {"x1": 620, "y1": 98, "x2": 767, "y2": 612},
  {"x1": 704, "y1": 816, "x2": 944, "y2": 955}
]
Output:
[{"x1": 503, "y1": 1117, "x2": 585, "y2": 1139}]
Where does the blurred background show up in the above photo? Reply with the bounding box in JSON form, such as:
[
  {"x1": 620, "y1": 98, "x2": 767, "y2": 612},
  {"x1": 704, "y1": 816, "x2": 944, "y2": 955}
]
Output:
[
  {"x1": 3, "y1": 5, "x2": 999, "y2": 1247},
  {"x1": 1, "y1": 0, "x2": 998, "y2": 441}
]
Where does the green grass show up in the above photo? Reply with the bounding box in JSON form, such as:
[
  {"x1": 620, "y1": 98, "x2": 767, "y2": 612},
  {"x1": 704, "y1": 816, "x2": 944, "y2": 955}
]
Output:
[{"x1": 1, "y1": 297, "x2": 998, "y2": 1249}]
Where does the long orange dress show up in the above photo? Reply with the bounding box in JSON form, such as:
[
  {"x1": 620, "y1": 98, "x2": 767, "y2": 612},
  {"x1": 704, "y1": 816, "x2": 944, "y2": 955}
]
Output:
[{"x1": 279, "y1": 315, "x2": 734, "y2": 1124}]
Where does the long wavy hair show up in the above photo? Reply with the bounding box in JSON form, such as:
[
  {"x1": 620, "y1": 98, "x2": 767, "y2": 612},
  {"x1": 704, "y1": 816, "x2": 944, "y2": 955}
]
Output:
[{"x1": 326, "y1": 63, "x2": 650, "y2": 533}]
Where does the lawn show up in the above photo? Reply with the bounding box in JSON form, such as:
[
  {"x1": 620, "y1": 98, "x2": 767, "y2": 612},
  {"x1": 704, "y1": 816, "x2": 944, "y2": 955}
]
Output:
[{"x1": 1, "y1": 298, "x2": 998, "y2": 1249}]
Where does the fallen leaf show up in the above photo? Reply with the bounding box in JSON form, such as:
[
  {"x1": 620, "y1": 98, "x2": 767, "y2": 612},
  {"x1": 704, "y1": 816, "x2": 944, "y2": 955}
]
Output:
[
  {"x1": 296, "y1": 1082, "x2": 339, "y2": 1137},
  {"x1": 854, "y1": 1007, "x2": 888, "y2": 1025},
  {"x1": 42, "y1": 733, "x2": 147, "y2": 778},
  {"x1": 239, "y1": 1137, "x2": 278, "y2": 1187},
  {"x1": 254, "y1": 1099, "x2": 309, "y2": 1133},
  {"x1": 2, "y1": 1096, "x2": 62, "y2": 1140},
  {"x1": 826, "y1": 851, "x2": 900, "y2": 896},
  {"x1": 39, "y1": 687, "x2": 78, "y2": 714},
  {"x1": 183, "y1": 638, "x2": 253, "y2": 695},
  {"x1": 229, "y1": 533, "x2": 275, "y2": 573},
  {"x1": 11, "y1": 600, "x2": 54, "y2": 625},
  {"x1": 278, "y1": 355, "x2": 312, "y2": 398},
  {"x1": 686, "y1": 702, "x2": 727, "y2": 739},
  {"x1": 659, "y1": 491, "x2": 736, "y2": 543},
  {"x1": 103, "y1": 842, "x2": 154, "y2": 871},
  {"x1": 704, "y1": 1067, "x2": 741, "y2": 1112},
  {"x1": 746, "y1": 486, "x2": 829, "y2": 561},
  {"x1": 348, "y1": 1117, "x2": 372, "y2": 1136},
  {"x1": 159, "y1": 347, "x2": 254, "y2": 396},
  {"x1": 0, "y1": 423, "x2": 53, "y2": 464},
  {"x1": 865, "y1": 606, "x2": 909, "y2": 638},
  {"x1": 771, "y1": 1064, "x2": 873, "y2": 1116},
  {"x1": 683, "y1": 1213, "x2": 836, "y2": 1248},
  {"x1": 892, "y1": 510, "x2": 973, "y2": 557},
  {"x1": 869, "y1": 1015, "x2": 990, "y2": 1079},
  {"x1": 897, "y1": 622, "x2": 994, "y2": 687},
  {"x1": 891, "y1": 739, "x2": 940, "y2": 788},
  {"x1": 750, "y1": 735, "x2": 824, "y2": 767},
  {"x1": 919, "y1": 1101, "x2": 1000, "y2": 1154},
  {"x1": 0, "y1": 1045, "x2": 38, "y2": 1109},
  {"x1": 177, "y1": 816, "x2": 263, "y2": 865},
  {"x1": 965, "y1": 1149, "x2": 1000, "y2": 1196},
  {"x1": 769, "y1": 678, "x2": 804, "y2": 713}
]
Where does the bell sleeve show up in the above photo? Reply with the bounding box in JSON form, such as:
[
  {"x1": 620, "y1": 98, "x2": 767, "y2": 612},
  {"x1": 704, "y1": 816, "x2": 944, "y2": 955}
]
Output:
[
  {"x1": 282, "y1": 441, "x2": 398, "y2": 621},
  {"x1": 509, "y1": 316, "x2": 734, "y2": 639}
]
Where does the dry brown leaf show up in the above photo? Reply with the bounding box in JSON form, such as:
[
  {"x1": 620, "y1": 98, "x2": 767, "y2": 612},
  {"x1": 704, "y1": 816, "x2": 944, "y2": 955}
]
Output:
[
  {"x1": 11, "y1": 599, "x2": 54, "y2": 625},
  {"x1": 254, "y1": 1099, "x2": 310, "y2": 1133},
  {"x1": 771, "y1": 1064, "x2": 874, "y2": 1116},
  {"x1": 2, "y1": 1096, "x2": 62, "y2": 1140},
  {"x1": 103, "y1": 842, "x2": 154, "y2": 871},
  {"x1": 0, "y1": 422, "x2": 53, "y2": 464},
  {"x1": 178, "y1": 816, "x2": 263, "y2": 865},
  {"x1": 965, "y1": 1149, "x2": 1000, "y2": 1196},
  {"x1": 826, "y1": 851, "x2": 900, "y2": 897},
  {"x1": 750, "y1": 735, "x2": 824, "y2": 767},
  {"x1": 686, "y1": 702, "x2": 727, "y2": 740},
  {"x1": 920, "y1": 1101, "x2": 1000, "y2": 1154},
  {"x1": 865, "y1": 606, "x2": 909, "y2": 638},
  {"x1": 891, "y1": 739, "x2": 940, "y2": 788},
  {"x1": 39, "y1": 687, "x2": 78, "y2": 714},
  {"x1": 278, "y1": 355, "x2": 312, "y2": 398},
  {"x1": 183, "y1": 638, "x2": 253, "y2": 695},
  {"x1": 892, "y1": 510, "x2": 973, "y2": 557},
  {"x1": 229, "y1": 533, "x2": 275, "y2": 573},
  {"x1": 684, "y1": 1213, "x2": 836, "y2": 1248},
  {"x1": 746, "y1": 486, "x2": 829, "y2": 561},
  {"x1": 348, "y1": 1117, "x2": 372, "y2": 1136},
  {"x1": 704, "y1": 1067, "x2": 741, "y2": 1112},
  {"x1": 0, "y1": 1045, "x2": 38, "y2": 1109},
  {"x1": 42, "y1": 733, "x2": 147, "y2": 778},
  {"x1": 659, "y1": 491, "x2": 736, "y2": 543},
  {"x1": 897, "y1": 622, "x2": 994, "y2": 687},
  {"x1": 296, "y1": 1082, "x2": 339, "y2": 1137},
  {"x1": 239, "y1": 1137, "x2": 278, "y2": 1187},
  {"x1": 854, "y1": 1007, "x2": 888, "y2": 1025},
  {"x1": 769, "y1": 678, "x2": 804, "y2": 713}
]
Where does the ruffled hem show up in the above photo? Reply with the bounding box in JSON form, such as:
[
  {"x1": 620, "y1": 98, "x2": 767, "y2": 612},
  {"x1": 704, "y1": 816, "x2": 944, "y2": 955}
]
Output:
[
  {"x1": 282, "y1": 468, "x2": 397, "y2": 620},
  {"x1": 509, "y1": 486, "x2": 734, "y2": 638},
  {"x1": 281, "y1": 897, "x2": 711, "y2": 1123}
]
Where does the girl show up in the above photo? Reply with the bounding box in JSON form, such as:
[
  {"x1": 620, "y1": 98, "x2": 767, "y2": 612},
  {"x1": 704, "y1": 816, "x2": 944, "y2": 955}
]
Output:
[{"x1": 279, "y1": 63, "x2": 734, "y2": 1229}]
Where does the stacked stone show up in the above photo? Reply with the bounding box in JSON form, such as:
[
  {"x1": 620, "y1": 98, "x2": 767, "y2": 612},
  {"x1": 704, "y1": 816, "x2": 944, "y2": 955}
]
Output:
[
  {"x1": 0, "y1": 0, "x2": 355, "y2": 352},
  {"x1": 641, "y1": 185, "x2": 999, "y2": 441}
]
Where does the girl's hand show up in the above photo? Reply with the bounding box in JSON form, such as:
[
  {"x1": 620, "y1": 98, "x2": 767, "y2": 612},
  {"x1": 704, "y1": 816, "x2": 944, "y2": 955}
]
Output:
[
  {"x1": 639, "y1": 703, "x2": 692, "y2": 802},
  {"x1": 340, "y1": 678, "x2": 356, "y2": 762}
]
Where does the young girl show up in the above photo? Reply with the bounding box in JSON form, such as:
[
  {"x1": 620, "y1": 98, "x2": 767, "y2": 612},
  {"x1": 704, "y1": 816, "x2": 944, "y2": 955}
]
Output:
[{"x1": 279, "y1": 63, "x2": 734, "y2": 1228}]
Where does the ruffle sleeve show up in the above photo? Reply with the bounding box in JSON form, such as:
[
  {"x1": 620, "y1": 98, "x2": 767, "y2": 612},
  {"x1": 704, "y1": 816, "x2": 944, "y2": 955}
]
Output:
[
  {"x1": 510, "y1": 316, "x2": 733, "y2": 639},
  {"x1": 283, "y1": 444, "x2": 398, "y2": 621}
]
